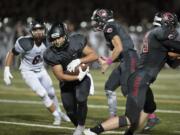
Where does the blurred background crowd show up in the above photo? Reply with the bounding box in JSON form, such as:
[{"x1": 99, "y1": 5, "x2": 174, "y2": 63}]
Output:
[{"x1": 0, "y1": 0, "x2": 180, "y2": 68}]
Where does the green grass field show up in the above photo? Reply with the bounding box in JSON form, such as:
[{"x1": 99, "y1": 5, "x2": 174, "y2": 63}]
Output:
[{"x1": 0, "y1": 68, "x2": 180, "y2": 135}]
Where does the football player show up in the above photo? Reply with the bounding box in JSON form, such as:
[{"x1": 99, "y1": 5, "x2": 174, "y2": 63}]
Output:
[
  {"x1": 43, "y1": 22, "x2": 98, "y2": 135},
  {"x1": 84, "y1": 12, "x2": 180, "y2": 135},
  {"x1": 3, "y1": 20, "x2": 70, "y2": 125},
  {"x1": 91, "y1": 8, "x2": 138, "y2": 117}
]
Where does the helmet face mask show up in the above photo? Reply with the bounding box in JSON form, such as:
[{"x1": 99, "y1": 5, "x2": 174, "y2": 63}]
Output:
[
  {"x1": 153, "y1": 12, "x2": 162, "y2": 27},
  {"x1": 91, "y1": 9, "x2": 113, "y2": 31},
  {"x1": 161, "y1": 12, "x2": 178, "y2": 28},
  {"x1": 51, "y1": 36, "x2": 66, "y2": 48}
]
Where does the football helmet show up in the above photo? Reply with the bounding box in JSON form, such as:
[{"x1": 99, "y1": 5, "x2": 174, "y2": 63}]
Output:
[
  {"x1": 48, "y1": 23, "x2": 68, "y2": 48},
  {"x1": 161, "y1": 12, "x2": 178, "y2": 27},
  {"x1": 30, "y1": 20, "x2": 46, "y2": 43},
  {"x1": 91, "y1": 9, "x2": 113, "y2": 31}
]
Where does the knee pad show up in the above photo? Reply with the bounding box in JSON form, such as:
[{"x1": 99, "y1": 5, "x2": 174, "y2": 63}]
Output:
[
  {"x1": 105, "y1": 90, "x2": 116, "y2": 97},
  {"x1": 119, "y1": 116, "x2": 128, "y2": 127},
  {"x1": 36, "y1": 88, "x2": 47, "y2": 98},
  {"x1": 37, "y1": 90, "x2": 53, "y2": 108},
  {"x1": 76, "y1": 93, "x2": 88, "y2": 103}
]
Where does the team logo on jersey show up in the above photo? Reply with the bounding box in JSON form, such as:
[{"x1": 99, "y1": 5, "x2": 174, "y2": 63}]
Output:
[{"x1": 106, "y1": 28, "x2": 113, "y2": 33}]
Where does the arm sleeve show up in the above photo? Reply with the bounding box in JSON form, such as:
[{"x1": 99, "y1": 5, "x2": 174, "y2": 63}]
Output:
[
  {"x1": 163, "y1": 40, "x2": 180, "y2": 53},
  {"x1": 12, "y1": 47, "x2": 20, "y2": 55}
]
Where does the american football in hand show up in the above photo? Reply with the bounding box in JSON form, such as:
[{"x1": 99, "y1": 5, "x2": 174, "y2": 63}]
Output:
[{"x1": 64, "y1": 63, "x2": 88, "y2": 75}]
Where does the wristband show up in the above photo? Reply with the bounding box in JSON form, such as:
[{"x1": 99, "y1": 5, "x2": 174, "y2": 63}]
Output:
[{"x1": 106, "y1": 57, "x2": 113, "y2": 65}]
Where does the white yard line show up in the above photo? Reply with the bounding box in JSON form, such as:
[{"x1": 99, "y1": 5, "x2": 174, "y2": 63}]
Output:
[
  {"x1": 0, "y1": 99, "x2": 180, "y2": 114},
  {"x1": 0, "y1": 121, "x2": 124, "y2": 134}
]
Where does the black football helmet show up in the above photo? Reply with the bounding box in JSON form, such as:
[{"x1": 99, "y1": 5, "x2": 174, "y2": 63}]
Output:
[
  {"x1": 30, "y1": 20, "x2": 45, "y2": 31},
  {"x1": 161, "y1": 12, "x2": 178, "y2": 27},
  {"x1": 48, "y1": 23, "x2": 68, "y2": 48},
  {"x1": 91, "y1": 9, "x2": 113, "y2": 31}
]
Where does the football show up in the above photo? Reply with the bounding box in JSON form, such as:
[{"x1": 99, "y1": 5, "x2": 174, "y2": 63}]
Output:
[{"x1": 64, "y1": 63, "x2": 88, "y2": 75}]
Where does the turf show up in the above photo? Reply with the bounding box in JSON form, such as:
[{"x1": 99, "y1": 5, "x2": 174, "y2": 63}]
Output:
[{"x1": 0, "y1": 68, "x2": 180, "y2": 135}]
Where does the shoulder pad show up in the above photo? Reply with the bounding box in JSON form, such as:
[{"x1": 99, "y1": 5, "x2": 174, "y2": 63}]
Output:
[{"x1": 18, "y1": 37, "x2": 34, "y2": 51}]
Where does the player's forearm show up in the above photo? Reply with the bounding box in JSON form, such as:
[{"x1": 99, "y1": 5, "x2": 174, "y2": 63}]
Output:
[
  {"x1": 111, "y1": 48, "x2": 122, "y2": 61},
  {"x1": 5, "y1": 51, "x2": 14, "y2": 67},
  {"x1": 163, "y1": 40, "x2": 180, "y2": 53},
  {"x1": 80, "y1": 52, "x2": 98, "y2": 64},
  {"x1": 111, "y1": 35, "x2": 123, "y2": 61}
]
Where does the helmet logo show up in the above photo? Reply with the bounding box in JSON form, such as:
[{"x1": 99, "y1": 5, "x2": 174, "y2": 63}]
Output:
[
  {"x1": 106, "y1": 28, "x2": 113, "y2": 33},
  {"x1": 97, "y1": 9, "x2": 107, "y2": 17},
  {"x1": 51, "y1": 33, "x2": 60, "y2": 38}
]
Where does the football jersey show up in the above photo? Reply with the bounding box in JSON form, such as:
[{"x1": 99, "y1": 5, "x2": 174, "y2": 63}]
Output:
[
  {"x1": 138, "y1": 26, "x2": 179, "y2": 80},
  {"x1": 103, "y1": 21, "x2": 135, "y2": 52},
  {"x1": 43, "y1": 34, "x2": 87, "y2": 71},
  {"x1": 14, "y1": 36, "x2": 48, "y2": 71}
]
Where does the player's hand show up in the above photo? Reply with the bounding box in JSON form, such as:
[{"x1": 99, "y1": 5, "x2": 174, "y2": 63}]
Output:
[
  {"x1": 77, "y1": 66, "x2": 89, "y2": 81},
  {"x1": 4, "y1": 66, "x2": 13, "y2": 85},
  {"x1": 98, "y1": 57, "x2": 110, "y2": 74},
  {"x1": 67, "y1": 59, "x2": 81, "y2": 72}
]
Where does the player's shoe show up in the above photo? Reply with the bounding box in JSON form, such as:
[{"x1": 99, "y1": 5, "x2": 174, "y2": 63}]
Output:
[
  {"x1": 83, "y1": 129, "x2": 97, "y2": 135},
  {"x1": 53, "y1": 116, "x2": 61, "y2": 126},
  {"x1": 60, "y1": 112, "x2": 71, "y2": 122},
  {"x1": 73, "y1": 125, "x2": 85, "y2": 135},
  {"x1": 143, "y1": 117, "x2": 160, "y2": 131}
]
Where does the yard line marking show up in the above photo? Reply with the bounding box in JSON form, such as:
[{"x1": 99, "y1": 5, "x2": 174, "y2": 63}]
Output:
[
  {"x1": 0, "y1": 99, "x2": 180, "y2": 114},
  {"x1": 0, "y1": 121, "x2": 124, "y2": 134}
]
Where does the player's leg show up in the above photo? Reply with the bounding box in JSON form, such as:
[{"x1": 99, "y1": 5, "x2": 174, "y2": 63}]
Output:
[
  {"x1": 143, "y1": 87, "x2": 160, "y2": 131},
  {"x1": 104, "y1": 66, "x2": 121, "y2": 117},
  {"x1": 74, "y1": 76, "x2": 90, "y2": 135},
  {"x1": 21, "y1": 70, "x2": 61, "y2": 125},
  {"x1": 60, "y1": 82, "x2": 78, "y2": 126},
  {"x1": 40, "y1": 69, "x2": 70, "y2": 122},
  {"x1": 84, "y1": 115, "x2": 130, "y2": 135},
  {"x1": 124, "y1": 72, "x2": 152, "y2": 134}
]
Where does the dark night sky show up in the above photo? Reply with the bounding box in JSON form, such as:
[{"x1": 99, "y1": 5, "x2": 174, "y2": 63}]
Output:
[{"x1": 0, "y1": 0, "x2": 179, "y2": 25}]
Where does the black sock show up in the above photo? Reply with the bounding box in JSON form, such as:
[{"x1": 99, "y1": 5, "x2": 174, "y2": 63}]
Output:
[{"x1": 90, "y1": 124, "x2": 104, "y2": 134}]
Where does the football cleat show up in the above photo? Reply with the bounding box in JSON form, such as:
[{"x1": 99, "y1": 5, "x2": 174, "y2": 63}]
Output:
[
  {"x1": 53, "y1": 116, "x2": 61, "y2": 126},
  {"x1": 143, "y1": 117, "x2": 160, "y2": 131},
  {"x1": 73, "y1": 125, "x2": 85, "y2": 135},
  {"x1": 60, "y1": 112, "x2": 71, "y2": 122},
  {"x1": 83, "y1": 129, "x2": 97, "y2": 135}
]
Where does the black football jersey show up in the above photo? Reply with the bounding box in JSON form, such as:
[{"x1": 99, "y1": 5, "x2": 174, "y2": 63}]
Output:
[
  {"x1": 43, "y1": 34, "x2": 87, "y2": 70},
  {"x1": 103, "y1": 21, "x2": 135, "y2": 52},
  {"x1": 138, "y1": 26, "x2": 179, "y2": 80}
]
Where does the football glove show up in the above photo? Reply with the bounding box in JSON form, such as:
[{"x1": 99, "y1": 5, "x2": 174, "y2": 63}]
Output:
[
  {"x1": 77, "y1": 66, "x2": 89, "y2": 81},
  {"x1": 4, "y1": 66, "x2": 13, "y2": 85},
  {"x1": 67, "y1": 59, "x2": 81, "y2": 72}
]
